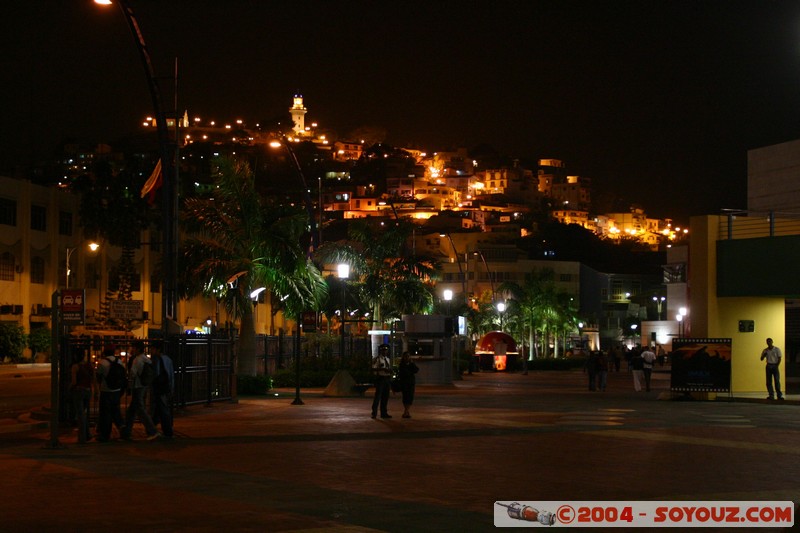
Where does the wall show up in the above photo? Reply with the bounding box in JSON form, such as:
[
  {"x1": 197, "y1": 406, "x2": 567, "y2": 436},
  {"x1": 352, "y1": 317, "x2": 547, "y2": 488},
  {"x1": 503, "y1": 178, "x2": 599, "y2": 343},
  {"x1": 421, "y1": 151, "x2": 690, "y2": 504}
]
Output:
[{"x1": 690, "y1": 215, "x2": 785, "y2": 393}]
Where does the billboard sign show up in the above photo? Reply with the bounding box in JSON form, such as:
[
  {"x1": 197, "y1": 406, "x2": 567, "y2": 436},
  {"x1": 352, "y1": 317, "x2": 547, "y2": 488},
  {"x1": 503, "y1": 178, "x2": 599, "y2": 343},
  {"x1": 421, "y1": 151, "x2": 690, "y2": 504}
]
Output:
[{"x1": 670, "y1": 338, "x2": 732, "y2": 392}]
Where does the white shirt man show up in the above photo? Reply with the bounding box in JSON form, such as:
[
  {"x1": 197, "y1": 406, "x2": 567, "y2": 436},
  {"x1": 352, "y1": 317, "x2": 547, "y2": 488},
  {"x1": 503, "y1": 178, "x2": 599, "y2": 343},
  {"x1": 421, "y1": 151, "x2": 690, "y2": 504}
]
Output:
[{"x1": 641, "y1": 347, "x2": 657, "y2": 392}]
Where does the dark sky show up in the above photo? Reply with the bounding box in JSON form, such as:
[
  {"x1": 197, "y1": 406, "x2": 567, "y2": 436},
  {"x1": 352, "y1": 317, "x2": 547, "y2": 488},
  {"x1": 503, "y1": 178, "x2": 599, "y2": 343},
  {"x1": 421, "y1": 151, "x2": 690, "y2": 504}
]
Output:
[{"x1": 4, "y1": 1, "x2": 800, "y2": 222}]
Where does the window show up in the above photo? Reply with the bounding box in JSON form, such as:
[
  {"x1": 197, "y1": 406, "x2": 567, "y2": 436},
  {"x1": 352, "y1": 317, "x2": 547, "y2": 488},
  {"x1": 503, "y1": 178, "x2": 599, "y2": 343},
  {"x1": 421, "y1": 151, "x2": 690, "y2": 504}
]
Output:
[
  {"x1": 560, "y1": 274, "x2": 572, "y2": 282},
  {"x1": 0, "y1": 198, "x2": 16, "y2": 227},
  {"x1": 31, "y1": 205, "x2": 46, "y2": 231},
  {"x1": 0, "y1": 252, "x2": 15, "y2": 281},
  {"x1": 31, "y1": 257, "x2": 45, "y2": 284},
  {"x1": 59, "y1": 211, "x2": 73, "y2": 236}
]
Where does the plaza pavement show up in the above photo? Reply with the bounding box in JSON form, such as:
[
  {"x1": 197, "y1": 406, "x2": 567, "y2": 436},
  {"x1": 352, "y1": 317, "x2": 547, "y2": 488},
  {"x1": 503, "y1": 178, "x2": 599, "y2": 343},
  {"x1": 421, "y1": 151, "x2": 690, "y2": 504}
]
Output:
[{"x1": 1, "y1": 367, "x2": 799, "y2": 532}]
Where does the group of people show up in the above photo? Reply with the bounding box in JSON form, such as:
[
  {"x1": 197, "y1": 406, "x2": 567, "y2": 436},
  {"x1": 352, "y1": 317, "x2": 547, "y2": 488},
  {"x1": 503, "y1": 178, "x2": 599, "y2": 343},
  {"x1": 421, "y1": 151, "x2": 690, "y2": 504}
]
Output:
[
  {"x1": 69, "y1": 340, "x2": 175, "y2": 443},
  {"x1": 584, "y1": 344, "x2": 659, "y2": 393},
  {"x1": 370, "y1": 344, "x2": 418, "y2": 419}
]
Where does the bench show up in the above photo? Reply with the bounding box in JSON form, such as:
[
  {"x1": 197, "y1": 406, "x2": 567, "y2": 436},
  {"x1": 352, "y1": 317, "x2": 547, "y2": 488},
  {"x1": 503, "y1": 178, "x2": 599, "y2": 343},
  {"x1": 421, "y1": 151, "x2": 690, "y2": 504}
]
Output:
[{"x1": 352, "y1": 383, "x2": 373, "y2": 396}]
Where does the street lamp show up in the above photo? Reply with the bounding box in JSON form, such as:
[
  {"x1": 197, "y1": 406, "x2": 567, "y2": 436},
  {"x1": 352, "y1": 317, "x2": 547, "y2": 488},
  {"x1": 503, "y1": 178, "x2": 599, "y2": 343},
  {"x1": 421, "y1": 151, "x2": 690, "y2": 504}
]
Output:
[
  {"x1": 631, "y1": 324, "x2": 638, "y2": 346},
  {"x1": 473, "y1": 250, "x2": 496, "y2": 304},
  {"x1": 439, "y1": 233, "x2": 467, "y2": 307},
  {"x1": 337, "y1": 263, "x2": 350, "y2": 361},
  {"x1": 269, "y1": 139, "x2": 319, "y2": 254},
  {"x1": 677, "y1": 307, "x2": 688, "y2": 337},
  {"x1": 497, "y1": 301, "x2": 506, "y2": 331},
  {"x1": 95, "y1": 0, "x2": 178, "y2": 337},
  {"x1": 653, "y1": 296, "x2": 665, "y2": 320},
  {"x1": 66, "y1": 242, "x2": 100, "y2": 289}
]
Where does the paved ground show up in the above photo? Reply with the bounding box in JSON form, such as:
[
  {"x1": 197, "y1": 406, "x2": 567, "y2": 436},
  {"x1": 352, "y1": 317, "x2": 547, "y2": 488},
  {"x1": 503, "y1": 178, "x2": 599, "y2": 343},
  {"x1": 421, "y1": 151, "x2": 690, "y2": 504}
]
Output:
[{"x1": 1, "y1": 367, "x2": 798, "y2": 532}]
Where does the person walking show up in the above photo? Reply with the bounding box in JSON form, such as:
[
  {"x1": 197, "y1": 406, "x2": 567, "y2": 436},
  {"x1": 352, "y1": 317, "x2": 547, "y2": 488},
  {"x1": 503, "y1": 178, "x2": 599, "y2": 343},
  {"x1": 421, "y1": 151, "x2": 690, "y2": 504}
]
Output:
[
  {"x1": 641, "y1": 345, "x2": 657, "y2": 392},
  {"x1": 70, "y1": 349, "x2": 94, "y2": 443},
  {"x1": 398, "y1": 351, "x2": 419, "y2": 418},
  {"x1": 596, "y1": 351, "x2": 609, "y2": 392},
  {"x1": 371, "y1": 344, "x2": 392, "y2": 419},
  {"x1": 584, "y1": 351, "x2": 598, "y2": 391},
  {"x1": 631, "y1": 350, "x2": 645, "y2": 392},
  {"x1": 150, "y1": 340, "x2": 175, "y2": 437},
  {"x1": 122, "y1": 341, "x2": 160, "y2": 440},
  {"x1": 761, "y1": 337, "x2": 784, "y2": 401},
  {"x1": 95, "y1": 345, "x2": 127, "y2": 442}
]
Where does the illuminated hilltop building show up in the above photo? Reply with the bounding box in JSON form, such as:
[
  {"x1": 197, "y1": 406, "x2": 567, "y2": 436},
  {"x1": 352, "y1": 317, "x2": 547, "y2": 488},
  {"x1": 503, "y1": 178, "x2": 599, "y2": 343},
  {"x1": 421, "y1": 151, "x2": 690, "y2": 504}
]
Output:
[{"x1": 290, "y1": 94, "x2": 308, "y2": 136}]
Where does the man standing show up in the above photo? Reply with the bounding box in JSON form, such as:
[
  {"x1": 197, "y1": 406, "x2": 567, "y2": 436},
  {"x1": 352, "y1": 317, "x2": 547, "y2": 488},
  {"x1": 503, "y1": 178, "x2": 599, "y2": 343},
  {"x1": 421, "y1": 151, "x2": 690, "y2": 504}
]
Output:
[
  {"x1": 122, "y1": 341, "x2": 160, "y2": 440},
  {"x1": 641, "y1": 345, "x2": 657, "y2": 392},
  {"x1": 95, "y1": 345, "x2": 127, "y2": 442},
  {"x1": 150, "y1": 340, "x2": 174, "y2": 438},
  {"x1": 761, "y1": 337, "x2": 784, "y2": 401},
  {"x1": 371, "y1": 344, "x2": 392, "y2": 419}
]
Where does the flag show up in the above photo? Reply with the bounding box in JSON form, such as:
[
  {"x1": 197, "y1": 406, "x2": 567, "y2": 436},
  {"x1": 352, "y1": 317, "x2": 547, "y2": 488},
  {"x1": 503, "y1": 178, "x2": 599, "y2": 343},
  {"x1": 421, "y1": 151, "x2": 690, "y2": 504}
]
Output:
[{"x1": 140, "y1": 159, "x2": 162, "y2": 204}]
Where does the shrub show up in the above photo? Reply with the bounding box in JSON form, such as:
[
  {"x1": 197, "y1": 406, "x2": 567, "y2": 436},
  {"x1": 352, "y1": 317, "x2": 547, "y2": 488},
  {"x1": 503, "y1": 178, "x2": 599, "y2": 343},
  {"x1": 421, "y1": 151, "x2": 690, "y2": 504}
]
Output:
[
  {"x1": 0, "y1": 323, "x2": 27, "y2": 362},
  {"x1": 237, "y1": 374, "x2": 273, "y2": 395},
  {"x1": 28, "y1": 327, "x2": 52, "y2": 361}
]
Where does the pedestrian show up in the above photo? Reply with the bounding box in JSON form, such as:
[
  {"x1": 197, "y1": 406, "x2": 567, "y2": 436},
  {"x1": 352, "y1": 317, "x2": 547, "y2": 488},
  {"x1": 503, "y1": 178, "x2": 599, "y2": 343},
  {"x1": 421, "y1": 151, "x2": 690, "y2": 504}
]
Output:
[
  {"x1": 70, "y1": 348, "x2": 93, "y2": 443},
  {"x1": 611, "y1": 347, "x2": 621, "y2": 372},
  {"x1": 122, "y1": 341, "x2": 160, "y2": 440},
  {"x1": 398, "y1": 351, "x2": 419, "y2": 418},
  {"x1": 584, "y1": 351, "x2": 598, "y2": 391},
  {"x1": 761, "y1": 337, "x2": 784, "y2": 401},
  {"x1": 371, "y1": 344, "x2": 392, "y2": 419},
  {"x1": 150, "y1": 339, "x2": 175, "y2": 437},
  {"x1": 631, "y1": 350, "x2": 645, "y2": 392},
  {"x1": 641, "y1": 345, "x2": 657, "y2": 392},
  {"x1": 95, "y1": 345, "x2": 127, "y2": 442},
  {"x1": 596, "y1": 351, "x2": 609, "y2": 391}
]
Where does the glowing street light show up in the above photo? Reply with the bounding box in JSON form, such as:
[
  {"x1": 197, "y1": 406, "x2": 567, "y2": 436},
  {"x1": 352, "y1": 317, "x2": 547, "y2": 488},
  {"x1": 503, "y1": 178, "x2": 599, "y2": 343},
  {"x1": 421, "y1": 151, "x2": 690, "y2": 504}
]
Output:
[
  {"x1": 66, "y1": 241, "x2": 100, "y2": 289},
  {"x1": 338, "y1": 263, "x2": 350, "y2": 360},
  {"x1": 653, "y1": 296, "x2": 666, "y2": 320}
]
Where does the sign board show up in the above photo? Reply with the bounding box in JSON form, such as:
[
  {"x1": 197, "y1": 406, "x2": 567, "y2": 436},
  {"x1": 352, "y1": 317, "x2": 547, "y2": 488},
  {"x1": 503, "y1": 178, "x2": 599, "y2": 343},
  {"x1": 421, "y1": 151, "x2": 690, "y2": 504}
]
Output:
[
  {"x1": 670, "y1": 338, "x2": 732, "y2": 392},
  {"x1": 61, "y1": 289, "x2": 85, "y2": 325},
  {"x1": 301, "y1": 310, "x2": 317, "y2": 332},
  {"x1": 110, "y1": 300, "x2": 144, "y2": 321}
]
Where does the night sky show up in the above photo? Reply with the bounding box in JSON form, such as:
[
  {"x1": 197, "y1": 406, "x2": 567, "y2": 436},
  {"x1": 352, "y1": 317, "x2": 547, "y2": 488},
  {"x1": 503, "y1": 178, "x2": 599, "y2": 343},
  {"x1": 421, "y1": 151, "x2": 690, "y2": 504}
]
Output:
[{"x1": 4, "y1": 1, "x2": 800, "y2": 222}]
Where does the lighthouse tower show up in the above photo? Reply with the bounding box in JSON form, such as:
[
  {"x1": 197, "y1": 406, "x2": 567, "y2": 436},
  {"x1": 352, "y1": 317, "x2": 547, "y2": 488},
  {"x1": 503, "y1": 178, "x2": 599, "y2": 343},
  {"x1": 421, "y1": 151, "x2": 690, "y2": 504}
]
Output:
[{"x1": 290, "y1": 94, "x2": 307, "y2": 136}]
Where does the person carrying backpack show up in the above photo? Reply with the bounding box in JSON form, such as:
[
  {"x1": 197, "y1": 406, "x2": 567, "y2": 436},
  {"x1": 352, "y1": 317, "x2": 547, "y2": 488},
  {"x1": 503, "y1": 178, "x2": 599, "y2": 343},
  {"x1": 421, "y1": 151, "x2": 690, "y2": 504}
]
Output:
[
  {"x1": 121, "y1": 341, "x2": 160, "y2": 441},
  {"x1": 149, "y1": 340, "x2": 174, "y2": 438},
  {"x1": 95, "y1": 345, "x2": 127, "y2": 442}
]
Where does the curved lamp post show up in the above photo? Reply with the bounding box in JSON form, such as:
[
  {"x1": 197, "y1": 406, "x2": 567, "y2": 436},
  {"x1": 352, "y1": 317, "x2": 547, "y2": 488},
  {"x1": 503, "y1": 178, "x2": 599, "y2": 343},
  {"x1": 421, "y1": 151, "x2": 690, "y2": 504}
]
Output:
[{"x1": 95, "y1": 0, "x2": 177, "y2": 336}]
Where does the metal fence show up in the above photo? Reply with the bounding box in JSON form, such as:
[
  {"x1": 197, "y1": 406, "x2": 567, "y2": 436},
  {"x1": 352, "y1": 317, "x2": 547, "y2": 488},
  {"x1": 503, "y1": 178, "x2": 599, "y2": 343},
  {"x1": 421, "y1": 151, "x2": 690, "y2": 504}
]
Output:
[{"x1": 60, "y1": 334, "x2": 235, "y2": 421}]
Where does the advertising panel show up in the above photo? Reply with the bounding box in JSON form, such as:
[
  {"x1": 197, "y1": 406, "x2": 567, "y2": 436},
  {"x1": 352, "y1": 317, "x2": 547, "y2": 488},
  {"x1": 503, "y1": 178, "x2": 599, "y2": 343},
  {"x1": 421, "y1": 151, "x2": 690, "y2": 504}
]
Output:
[{"x1": 670, "y1": 338, "x2": 732, "y2": 392}]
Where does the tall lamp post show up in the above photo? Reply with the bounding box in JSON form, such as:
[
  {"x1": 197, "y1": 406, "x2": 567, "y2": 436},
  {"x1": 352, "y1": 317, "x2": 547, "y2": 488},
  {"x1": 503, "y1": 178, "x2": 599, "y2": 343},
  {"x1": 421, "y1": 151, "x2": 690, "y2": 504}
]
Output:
[
  {"x1": 95, "y1": 0, "x2": 177, "y2": 338},
  {"x1": 497, "y1": 301, "x2": 506, "y2": 332},
  {"x1": 653, "y1": 296, "x2": 665, "y2": 320},
  {"x1": 337, "y1": 263, "x2": 350, "y2": 361},
  {"x1": 473, "y1": 250, "x2": 496, "y2": 304}
]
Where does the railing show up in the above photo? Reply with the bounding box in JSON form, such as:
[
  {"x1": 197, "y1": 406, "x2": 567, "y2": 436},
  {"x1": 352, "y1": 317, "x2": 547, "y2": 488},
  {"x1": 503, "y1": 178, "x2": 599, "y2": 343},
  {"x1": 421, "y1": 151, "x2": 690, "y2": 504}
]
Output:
[{"x1": 720, "y1": 209, "x2": 800, "y2": 240}]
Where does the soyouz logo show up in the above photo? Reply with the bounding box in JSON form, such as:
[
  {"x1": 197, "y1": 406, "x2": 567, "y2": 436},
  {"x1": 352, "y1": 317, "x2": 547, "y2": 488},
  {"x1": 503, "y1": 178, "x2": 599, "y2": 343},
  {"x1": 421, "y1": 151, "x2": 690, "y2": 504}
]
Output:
[{"x1": 494, "y1": 501, "x2": 794, "y2": 528}]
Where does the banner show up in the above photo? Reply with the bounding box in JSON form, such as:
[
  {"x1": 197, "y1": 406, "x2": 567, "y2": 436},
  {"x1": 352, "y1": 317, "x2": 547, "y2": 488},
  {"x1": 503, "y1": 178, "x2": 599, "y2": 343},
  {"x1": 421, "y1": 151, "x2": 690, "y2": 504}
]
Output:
[{"x1": 670, "y1": 338, "x2": 732, "y2": 392}]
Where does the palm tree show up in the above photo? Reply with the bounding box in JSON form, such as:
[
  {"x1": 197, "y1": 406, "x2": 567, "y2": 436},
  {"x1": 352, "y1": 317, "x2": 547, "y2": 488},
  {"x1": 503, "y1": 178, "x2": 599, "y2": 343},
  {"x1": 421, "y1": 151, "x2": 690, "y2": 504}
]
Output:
[
  {"x1": 501, "y1": 268, "x2": 579, "y2": 359},
  {"x1": 180, "y1": 157, "x2": 327, "y2": 376},
  {"x1": 315, "y1": 218, "x2": 438, "y2": 344}
]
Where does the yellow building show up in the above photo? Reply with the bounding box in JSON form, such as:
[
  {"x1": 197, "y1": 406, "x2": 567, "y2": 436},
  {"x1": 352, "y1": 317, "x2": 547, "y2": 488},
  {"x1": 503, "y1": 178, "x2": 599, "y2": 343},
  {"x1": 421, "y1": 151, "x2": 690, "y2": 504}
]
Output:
[{"x1": 688, "y1": 213, "x2": 800, "y2": 393}]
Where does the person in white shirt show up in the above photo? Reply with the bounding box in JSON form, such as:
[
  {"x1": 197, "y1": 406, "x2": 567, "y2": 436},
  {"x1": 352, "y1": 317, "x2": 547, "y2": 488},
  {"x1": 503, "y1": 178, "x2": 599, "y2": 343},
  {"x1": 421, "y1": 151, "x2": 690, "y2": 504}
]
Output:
[
  {"x1": 640, "y1": 346, "x2": 657, "y2": 392},
  {"x1": 760, "y1": 338, "x2": 784, "y2": 401}
]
